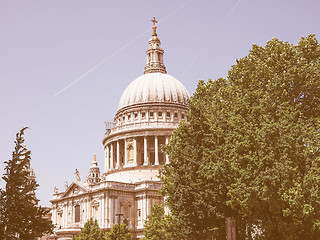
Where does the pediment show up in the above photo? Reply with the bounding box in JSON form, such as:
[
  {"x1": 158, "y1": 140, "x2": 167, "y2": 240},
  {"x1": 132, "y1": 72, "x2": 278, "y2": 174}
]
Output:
[{"x1": 61, "y1": 181, "x2": 88, "y2": 198}]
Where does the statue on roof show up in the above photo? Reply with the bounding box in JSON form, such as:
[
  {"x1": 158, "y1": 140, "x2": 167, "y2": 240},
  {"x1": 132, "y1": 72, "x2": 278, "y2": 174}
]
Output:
[{"x1": 75, "y1": 168, "x2": 81, "y2": 182}]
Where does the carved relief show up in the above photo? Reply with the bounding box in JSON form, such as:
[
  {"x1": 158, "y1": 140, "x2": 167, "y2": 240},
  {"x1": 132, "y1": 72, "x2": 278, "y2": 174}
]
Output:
[
  {"x1": 92, "y1": 199, "x2": 99, "y2": 207},
  {"x1": 73, "y1": 187, "x2": 79, "y2": 195}
]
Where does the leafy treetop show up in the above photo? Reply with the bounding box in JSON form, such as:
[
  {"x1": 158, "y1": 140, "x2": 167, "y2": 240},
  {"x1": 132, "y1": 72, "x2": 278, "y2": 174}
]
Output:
[{"x1": 160, "y1": 34, "x2": 320, "y2": 240}]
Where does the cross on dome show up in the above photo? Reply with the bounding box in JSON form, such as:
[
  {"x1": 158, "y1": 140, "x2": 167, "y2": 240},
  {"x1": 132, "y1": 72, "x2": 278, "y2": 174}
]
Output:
[
  {"x1": 151, "y1": 17, "x2": 158, "y2": 36},
  {"x1": 151, "y1": 17, "x2": 157, "y2": 26}
]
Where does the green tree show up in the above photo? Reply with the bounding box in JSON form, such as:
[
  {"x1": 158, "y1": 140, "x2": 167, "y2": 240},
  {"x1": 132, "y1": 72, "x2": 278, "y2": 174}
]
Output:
[
  {"x1": 0, "y1": 127, "x2": 53, "y2": 239},
  {"x1": 143, "y1": 204, "x2": 180, "y2": 240},
  {"x1": 73, "y1": 218, "x2": 106, "y2": 240},
  {"x1": 160, "y1": 34, "x2": 320, "y2": 239},
  {"x1": 105, "y1": 223, "x2": 132, "y2": 240}
]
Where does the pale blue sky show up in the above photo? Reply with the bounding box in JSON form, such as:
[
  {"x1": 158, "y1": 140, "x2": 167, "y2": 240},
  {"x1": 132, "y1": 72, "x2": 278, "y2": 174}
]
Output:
[{"x1": 1, "y1": 0, "x2": 320, "y2": 206}]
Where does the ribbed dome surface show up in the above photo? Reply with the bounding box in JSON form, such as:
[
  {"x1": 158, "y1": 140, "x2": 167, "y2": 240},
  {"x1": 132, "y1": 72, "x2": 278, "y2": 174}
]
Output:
[{"x1": 118, "y1": 73, "x2": 190, "y2": 111}]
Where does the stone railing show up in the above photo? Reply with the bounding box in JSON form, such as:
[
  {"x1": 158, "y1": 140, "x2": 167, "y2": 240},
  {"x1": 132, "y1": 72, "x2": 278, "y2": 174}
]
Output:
[{"x1": 105, "y1": 121, "x2": 178, "y2": 136}]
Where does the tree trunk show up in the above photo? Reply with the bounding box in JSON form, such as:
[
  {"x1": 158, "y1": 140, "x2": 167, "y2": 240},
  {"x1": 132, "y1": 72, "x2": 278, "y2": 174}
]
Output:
[{"x1": 226, "y1": 217, "x2": 236, "y2": 240}]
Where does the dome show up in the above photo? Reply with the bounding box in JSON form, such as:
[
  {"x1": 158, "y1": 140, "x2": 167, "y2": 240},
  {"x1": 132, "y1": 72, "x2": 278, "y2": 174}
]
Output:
[{"x1": 118, "y1": 72, "x2": 190, "y2": 111}]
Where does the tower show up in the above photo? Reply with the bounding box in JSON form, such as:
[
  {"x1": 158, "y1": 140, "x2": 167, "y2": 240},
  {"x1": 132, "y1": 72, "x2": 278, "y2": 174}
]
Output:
[{"x1": 86, "y1": 154, "x2": 101, "y2": 184}]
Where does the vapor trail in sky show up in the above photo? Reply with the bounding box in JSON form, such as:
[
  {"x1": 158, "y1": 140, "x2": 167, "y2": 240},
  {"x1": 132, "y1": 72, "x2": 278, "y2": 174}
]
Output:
[
  {"x1": 182, "y1": 0, "x2": 241, "y2": 76},
  {"x1": 52, "y1": 29, "x2": 150, "y2": 98},
  {"x1": 53, "y1": 0, "x2": 193, "y2": 98}
]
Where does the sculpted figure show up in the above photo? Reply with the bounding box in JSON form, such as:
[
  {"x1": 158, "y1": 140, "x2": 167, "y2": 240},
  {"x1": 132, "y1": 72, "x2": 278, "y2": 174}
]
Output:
[{"x1": 75, "y1": 168, "x2": 81, "y2": 182}]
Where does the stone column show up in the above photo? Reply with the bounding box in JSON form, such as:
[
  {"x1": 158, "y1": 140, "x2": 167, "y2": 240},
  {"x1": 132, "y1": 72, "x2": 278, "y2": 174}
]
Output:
[
  {"x1": 165, "y1": 136, "x2": 169, "y2": 164},
  {"x1": 101, "y1": 197, "x2": 104, "y2": 227},
  {"x1": 52, "y1": 206, "x2": 56, "y2": 227},
  {"x1": 87, "y1": 199, "x2": 90, "y2": 220},
  {"x1": 116, "y1": 140, "x2": 120, "y2": 169},
  {"x1": 128, "y1": 204, "x2": 132, "y2": 228},
  {"x1": 82, "y1": 201, "x2": 85, "y2": 223},
  {"x1": 106, "y1": 145, "x2": 110, "y2": 172},
  {"x1": 143, "y1": 196, "x2": 147, "y2": 223},
  {"x1": 124, "y1": 138, "x2": 128, "y2": 167},
  {"x1": 147, "y1": 197, "x2": 152, "y2": 217},
  {"x1": 113, "y1": 197, "x2": 116, "y2": 224},
  {"x1": 155, "y1": 136, "x2": 159, "y2": 165},
  {"x1": 98, "y1": 197, "x2": 102, "y2": 226},
  {"x1": 63, "y1": 204, "x2": 67, "y2": 227},
  {"x1": 85, "y1": 200, "x2": 87, "y2": 221},
  {"x1": 106, "y1": 195, "x2": 110, "y2": 228},
  {"x1": 133, "y1": 137, "x2": 137, "y2": 166},
  {"x1": 115, "y1": 198, "x2": 119, "y2": 224},
  {"x1": 144, "y1": 136, "x2": 148, "y2": 165},
  {"x1": 109, "y1": 196, "x2": 113, "y2": 228},
  {"x1": 110, "y1": 143, "x2": 114, "y2": 169}
]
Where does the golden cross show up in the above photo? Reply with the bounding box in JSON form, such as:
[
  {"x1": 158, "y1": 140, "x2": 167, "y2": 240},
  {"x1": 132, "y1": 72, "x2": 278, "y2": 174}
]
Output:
[{"x1": 151, "y1": 17, "x2": 157, "y2": 26}]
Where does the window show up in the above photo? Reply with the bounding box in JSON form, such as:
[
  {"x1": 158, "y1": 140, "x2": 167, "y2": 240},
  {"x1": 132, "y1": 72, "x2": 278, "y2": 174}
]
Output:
[
  {"x1": 174, "y1": 113, "x2": 178, "y2": 118},
  {"x1": 128, "y1": 114, "x2": 131, "y2": 121},
  {"x1": 166, "y1": 112, "x2": 171, "y2": 118},
  {"x1": 75, "y1": 205, "x2": 80, "y2": 223},
  {"x1": 158, "y1": 112, "x2": 162, "y2": 117},
  {"x1": 150, "y1": 112, "x2": 154, "y2": 118},
  {"x1": 181, "y1": 114, "x2": 185, "y2": 119},
  {"x1": 122, "y1": 116, "x2": 125, "y2": 122},
  {"x1": 134, "y1": 113, "x2": 138, "y2": 119},
  {"x1": 142, "y1": 112, "x2": 146, "y2": 118}
]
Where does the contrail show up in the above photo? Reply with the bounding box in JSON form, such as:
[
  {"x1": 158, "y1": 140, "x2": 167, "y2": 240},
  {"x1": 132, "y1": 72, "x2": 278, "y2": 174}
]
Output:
[
  {"x1": 182, "y1": 0, "x2": 241, "y2": 76},
  {"x1": 52, "y1": 29, "x2": 150, "y2": 98},
  {"x1": 53, "y1": 0, "x2": 193, "y2": 98}
]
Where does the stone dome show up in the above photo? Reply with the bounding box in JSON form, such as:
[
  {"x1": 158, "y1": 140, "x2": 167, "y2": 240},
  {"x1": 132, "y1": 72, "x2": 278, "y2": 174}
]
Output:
[{"x1": 118, "y1": 72, "x2": 190, "y2": 111}]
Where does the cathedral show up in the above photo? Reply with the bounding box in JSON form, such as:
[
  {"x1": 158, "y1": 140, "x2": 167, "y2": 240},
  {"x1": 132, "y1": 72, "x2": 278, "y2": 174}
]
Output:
[{"x1": 50, "y1": 19, "x2": 190, "y2": 239}]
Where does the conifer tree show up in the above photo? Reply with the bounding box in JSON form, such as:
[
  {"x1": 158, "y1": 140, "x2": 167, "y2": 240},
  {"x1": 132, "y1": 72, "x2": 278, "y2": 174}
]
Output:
[{"x1": 0, "y1": 127, "x2": 53, "y2": 239}]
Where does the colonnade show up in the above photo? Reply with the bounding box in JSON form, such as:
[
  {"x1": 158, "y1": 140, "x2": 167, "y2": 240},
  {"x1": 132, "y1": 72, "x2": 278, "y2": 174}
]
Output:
[{"x1": 105, "y1": 135, "x2": 170, "y2": 172}]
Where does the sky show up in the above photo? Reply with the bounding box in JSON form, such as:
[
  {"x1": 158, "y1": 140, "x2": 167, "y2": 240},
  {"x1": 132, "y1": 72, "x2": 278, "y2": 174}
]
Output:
[{"x1": 1, "y1": 0, "x2": 320, "y2": 206}]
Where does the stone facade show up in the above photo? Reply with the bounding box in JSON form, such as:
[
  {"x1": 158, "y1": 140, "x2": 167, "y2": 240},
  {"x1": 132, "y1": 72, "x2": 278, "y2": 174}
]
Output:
[{"x1": 50, "y1": 19, "x2": 190, "y2": 240}]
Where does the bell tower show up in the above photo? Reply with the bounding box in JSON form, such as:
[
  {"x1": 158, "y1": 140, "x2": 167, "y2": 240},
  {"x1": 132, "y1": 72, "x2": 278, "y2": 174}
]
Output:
[{"x1": 86, "y1": 154, "x2": 101, "y2": 184}]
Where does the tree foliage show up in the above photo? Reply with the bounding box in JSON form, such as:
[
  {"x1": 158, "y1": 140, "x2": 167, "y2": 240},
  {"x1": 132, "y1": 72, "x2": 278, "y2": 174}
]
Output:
[
  {"x1": 73, "y1": 218, "x2": 106, "y2": 240},
  {"x1": 105, "y1": 223, "x2": 132, "y2": 240},
  {"x1": 143, "y1": 204, "x2": 180, "y2": 240},
  {"x1": 160, "y1": 34, "x2": 320, "y2": 239},
  {"x1": 0, "y1": 127, "x2": 53, "y2": 239}
]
